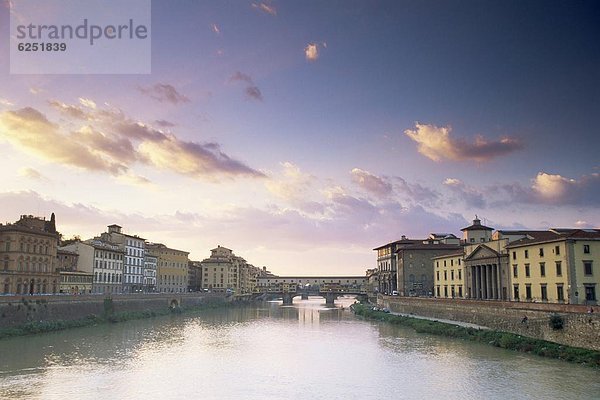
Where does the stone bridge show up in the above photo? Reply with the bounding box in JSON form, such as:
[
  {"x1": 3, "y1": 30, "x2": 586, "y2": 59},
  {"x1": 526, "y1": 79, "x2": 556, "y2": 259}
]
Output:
[{"x1": 255, "y1": 289, "x2": 368, "y2": 306}]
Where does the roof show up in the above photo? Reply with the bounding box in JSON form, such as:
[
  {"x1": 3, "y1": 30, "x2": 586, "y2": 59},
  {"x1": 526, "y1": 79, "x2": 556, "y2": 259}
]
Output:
[
  {"x1": 506, "y1": 229, "x2": 600, "y2": 248},
  {"x1": 432, "y1": 250, "x2": 465, "y2": 259},
  {"x1": 461, "y1": 217, "x2": 493, "y2": 232},
  {"x1": 373, "y1": 238, "x2": 423, "y2": 250},
  {"x1": 496, "y1": 230, "x2": 548, "y2": 236},
  {"x1": 461, "y1": 223, "x2": 493, "y2": 231},
  {"x1": 396, "y1": 243, "x2": 461, "y2": 252}
]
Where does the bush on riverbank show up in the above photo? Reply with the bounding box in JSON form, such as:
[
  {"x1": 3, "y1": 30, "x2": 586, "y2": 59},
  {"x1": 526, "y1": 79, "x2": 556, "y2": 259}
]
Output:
[{"x1": 352, "y1": 304, "x2": 600, "y2": 368}]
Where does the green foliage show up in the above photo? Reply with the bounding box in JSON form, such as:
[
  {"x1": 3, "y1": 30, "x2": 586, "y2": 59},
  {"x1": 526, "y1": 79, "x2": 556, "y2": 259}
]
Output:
[{"x1": 352, "y1": 304, "x2": 600, "y2": 369}]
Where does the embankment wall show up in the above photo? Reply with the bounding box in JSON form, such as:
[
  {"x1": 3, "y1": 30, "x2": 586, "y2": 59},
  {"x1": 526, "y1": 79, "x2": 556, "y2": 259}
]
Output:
[
  {"x1": 380, "y1": 296, "x2": 600, "y2": 351},
  {"x1": 0, "y1": 293, "x2": 227, "y2": 328}
]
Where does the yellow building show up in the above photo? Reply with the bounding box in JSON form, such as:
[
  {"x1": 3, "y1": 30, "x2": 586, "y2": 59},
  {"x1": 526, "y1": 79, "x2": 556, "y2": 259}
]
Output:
[
  {"x1": 59, "y1": 271, "x2": 93, "y2": 294},
  {"x1": 0, "y1": 214, "x2": 60, "y2": 295},
  {"x1": 433, "y1": 251, "x2": 465, "y2": 298},
  {"x1": 146, "y1": 243, "x2": 190, "y2": 293},
  {"x1": 506, "y1": 229, "x2": 600, "y2": 304},
  {"x1": 200, "y1": 246, "x2": 236, "y2": 292}
]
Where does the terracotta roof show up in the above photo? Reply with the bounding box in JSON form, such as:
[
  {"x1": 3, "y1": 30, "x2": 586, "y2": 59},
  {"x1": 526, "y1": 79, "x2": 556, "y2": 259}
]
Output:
[{"x1": 506, "y1": 229, "x2": 600, "y2": 248}]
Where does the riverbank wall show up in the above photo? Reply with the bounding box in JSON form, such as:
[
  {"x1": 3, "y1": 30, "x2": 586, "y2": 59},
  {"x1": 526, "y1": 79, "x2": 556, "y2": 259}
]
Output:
[
  {"x1": 379, "y1": 296, "x2": 600, "y2": 351},
  {"x1": 0, "y1": 293, "x2": 228, "y2": 329}
]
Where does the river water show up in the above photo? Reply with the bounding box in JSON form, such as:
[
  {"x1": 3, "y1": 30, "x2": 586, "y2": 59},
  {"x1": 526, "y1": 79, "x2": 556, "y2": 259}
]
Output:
[{"x1": 0, "y1": 297, "x2": 598, "y2": 400}]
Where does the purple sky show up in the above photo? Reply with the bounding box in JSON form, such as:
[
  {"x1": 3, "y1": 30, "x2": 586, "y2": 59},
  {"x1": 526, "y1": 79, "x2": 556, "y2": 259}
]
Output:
[{"x1": 0, "y1": 0, "x2": 598, "y2": 275}]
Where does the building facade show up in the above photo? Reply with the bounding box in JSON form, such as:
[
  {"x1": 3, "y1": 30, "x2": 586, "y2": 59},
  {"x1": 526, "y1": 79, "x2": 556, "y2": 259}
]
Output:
[
  {"x1": 188, "y1": 260, "x2": 203, "y2": 292},
  {"x1": 100, "y1": 224, "x2": 145, "y2": 293},
  {"x1": 374, "y1": 236, "x2": 417, "y2": 295},
  {"x1": 144, "y1": 254, "x2": 157, "y2": 292},
  {"x1": 200, "y1": 246, "x2": 236, "y2": 292},
  {"x1": 61, "y1": 239, "x2": 125, "y2": 294},
  {"x1": 396, "y1": 243, "x2": 461, "y2": 296},
  {"x1": 146, "y1": 243, "x2": 189, "y2": 293},
  {"x1": 0, "y1": 214, "x2": 59, "y2": 295},
  {"x1": 506, "y1": 229, "x2": 600, "y2": 305},
  {"x1": 433, "y1": 251, "x2": 465, "y2": 298},
  {"x1": 59, "y1": 271, "x2": 93, "y2": 294}
]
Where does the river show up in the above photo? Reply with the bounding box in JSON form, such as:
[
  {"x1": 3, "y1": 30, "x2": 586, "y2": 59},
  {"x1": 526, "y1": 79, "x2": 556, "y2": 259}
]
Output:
[{"x1": 0, "y1": 297, "x2": 598, "y2": 399}]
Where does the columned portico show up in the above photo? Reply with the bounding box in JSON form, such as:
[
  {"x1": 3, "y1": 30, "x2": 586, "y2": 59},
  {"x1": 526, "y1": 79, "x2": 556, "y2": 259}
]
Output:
[{"x1": 465, "y1": 244, "x2": 508, "y2": 301}]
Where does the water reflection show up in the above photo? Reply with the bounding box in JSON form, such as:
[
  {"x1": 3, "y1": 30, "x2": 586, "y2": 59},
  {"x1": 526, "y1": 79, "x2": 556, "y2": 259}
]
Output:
[{"x1": 1, "y1": 296, "x2": 598, "y2": 400}]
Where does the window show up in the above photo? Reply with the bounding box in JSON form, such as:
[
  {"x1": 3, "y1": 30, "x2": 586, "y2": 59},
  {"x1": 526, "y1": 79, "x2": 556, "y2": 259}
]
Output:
[
  {"x1": 451, "y1": 270, "x2": 454, "y2": 280},
  {"x1": 584, "y1": 262, "x2": 593, "y2": 276},
  {"x1": 539, "y1": 248, "x2": 544, "y2": 257},
  {"x1": 436, "y1": 271, "x2": 439, "y2": 281},
  {"x1": 540, "y1": 262, "x2": 545, "y2": 277},
  {"x1": 513, "y1": 265, "x2": 518, "y2": 278},
  {"x1": 556, "y1": 261, "x2": 562, "y2": 277},
  {"x1": 513, "y1": 285, "x2": 519, "y2": 300},
  {"x1": 524, "y1": 250, "x2": 529, "y2": 259},
  {"x1": 443, "y1": 271, "x2": 447, "y2": 280},
  {"x1": 557, "y1": 285, "x2": 564, "y2": 302},
  {"x1": 458, "y1": 270, "x2": 461, "y2": 280},
  {"x1": 584, "y1": 244, "x2": 590, "y2": 254},
  {"x1": 525, "y1": 285, "x2": 532, "y2": 300},
  {"x1": 555, "y1": 245, "x2": 560, "y2": 255},
  {"x1": 541, "y1": 285, "x2": 547, "y2": 301},
  {"x1": 585, "y1": 285, "x2": 596, "y2": 301},
  {"x1": 512, "y1": 251, "x2": 516, "y2": 260},
  {"x1": 525, "y1": 264, "x2": 530, "y2": 278}
]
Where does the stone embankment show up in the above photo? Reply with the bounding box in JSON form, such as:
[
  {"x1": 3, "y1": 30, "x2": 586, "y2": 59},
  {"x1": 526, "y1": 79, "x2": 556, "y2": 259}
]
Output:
[
  {"x1": 0, "y1": 293, "x2": 228, "y2": 329},
  {"x1": 379, "y1": 296, "x2": 600, "y2": 351}
]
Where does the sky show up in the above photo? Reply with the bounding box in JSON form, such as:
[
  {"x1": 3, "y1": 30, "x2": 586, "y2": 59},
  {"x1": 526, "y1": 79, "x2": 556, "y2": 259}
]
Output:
[{"x1": 0, "y1": 0, "x2": 599, "y2": 275}]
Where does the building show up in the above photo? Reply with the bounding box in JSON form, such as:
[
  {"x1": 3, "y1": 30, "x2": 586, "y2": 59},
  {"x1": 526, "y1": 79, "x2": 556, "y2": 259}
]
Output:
[
  {"x1": 58, "y1": 271, "x2": 93, "y2": 294},
  {"x1": 0, "y1": 213, "x2": 60, "y2": 295},
  {"x1": 365, "y1": 268, "x2": 379, "y2": 295},
  {"x1": 199, "y1": 246, "x2": 265, "y2": 294},
  {"x1": 374, "y1": 234, "x2": 461, "y2": 296},
  {"x1": 200, "y1": 246, "x2": 236, "y2": 292},
  {"x1": 506, "y1": 229, "x2": 600, "y2": 305},
  {"x1": 144, "y1": 254, "x2": 157, "y2": 292},
  {"x1": 374, "y1": 236, "x2": 418, "y2": 295},
  {"x1": 396, "y1": 242, "x2": 461, "y2": 296},
  {"x1": 56, "y1": 248, "x2": 79, "y2": 271},
  {"x1": 460, "y1": 216, "x2": 493, "y2": 244},
  {"x1": 433, "y1": 251, "x2": 465, "y2": 298},
  {"x1": 61, "y1": 239, "x2": 125, "y2": 295},
  {"x1": 100, "y1": 224, "x2": 145, "y2": 293},
  {"x1": 188, "y1": 260, "x2": 203, "y2": 292},
  {"x1": 146, "y1": 243, "x2": 189, "y2": 293}
]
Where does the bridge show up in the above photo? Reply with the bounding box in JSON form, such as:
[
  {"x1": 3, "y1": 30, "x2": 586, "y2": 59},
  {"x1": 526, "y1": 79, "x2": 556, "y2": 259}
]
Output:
[{"x1": 254, "y1": 275, "x2": 368, "y2": 306}]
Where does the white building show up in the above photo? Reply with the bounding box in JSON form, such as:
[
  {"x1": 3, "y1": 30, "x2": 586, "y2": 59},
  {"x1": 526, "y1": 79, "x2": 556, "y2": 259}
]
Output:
[
  {"x1": 144, "y1": 254, "x2": 157, "y2": 292},
  {"x1": 100, "y1": 224, "x2": 146, "y2": 293}
]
